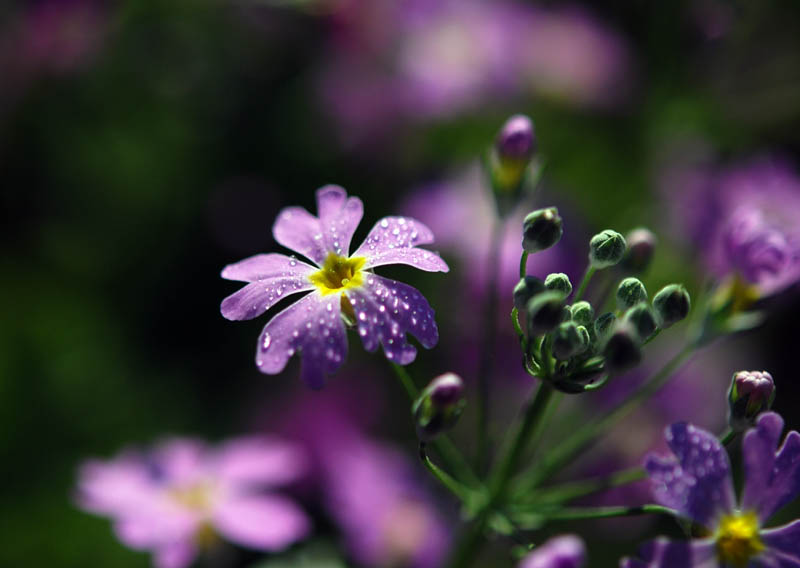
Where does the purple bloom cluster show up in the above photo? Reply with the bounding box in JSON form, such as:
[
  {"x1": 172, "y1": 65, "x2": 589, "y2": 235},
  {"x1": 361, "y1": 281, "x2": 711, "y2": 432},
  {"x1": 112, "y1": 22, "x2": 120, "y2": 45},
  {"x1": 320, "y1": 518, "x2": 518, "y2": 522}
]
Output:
[
  {"x1": 76, "y1": 437, "x2": 310, "y2": 568},
  {"x1": 221, "y1": 185, "x2": 448, "y2": 388},
  {"x1": 623, "y1": 412, "x2": 800, "y2": 567}
]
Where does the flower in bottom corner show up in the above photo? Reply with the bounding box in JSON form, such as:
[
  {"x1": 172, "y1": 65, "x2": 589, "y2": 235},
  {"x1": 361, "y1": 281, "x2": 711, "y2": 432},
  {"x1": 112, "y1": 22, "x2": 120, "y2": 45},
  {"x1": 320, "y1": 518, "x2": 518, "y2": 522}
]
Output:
[
  {"x1": 220, "y1": 185, "x2": 448, "y2": 388},
  {"x1": 519, "y1": 535, "x2": 586, "y2": 568},
  {"x1": 621, "y1": 412, "x2": 800, "y2": 567},
  {"x1": 75, "y1": 436, "x2": 310, "y2": 568}
]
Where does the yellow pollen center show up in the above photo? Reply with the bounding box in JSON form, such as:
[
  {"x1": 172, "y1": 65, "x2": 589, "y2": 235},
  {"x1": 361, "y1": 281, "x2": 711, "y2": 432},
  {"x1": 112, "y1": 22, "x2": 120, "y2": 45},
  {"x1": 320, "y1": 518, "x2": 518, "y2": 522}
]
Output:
[
  {"x1": 309, "y1": 252, "x2": 366, "y2": 295},
  {"x1": 169, "y1": 482, "x2": 214, "y2": 511},
  {"x1": 716, "y1": 512, "x2": 764, "y2": 567}
]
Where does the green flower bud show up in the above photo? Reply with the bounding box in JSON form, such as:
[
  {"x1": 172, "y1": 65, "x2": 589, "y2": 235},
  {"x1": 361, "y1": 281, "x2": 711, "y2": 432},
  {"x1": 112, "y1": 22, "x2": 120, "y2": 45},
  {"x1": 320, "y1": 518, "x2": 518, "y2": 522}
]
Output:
[
  {"x1": 413, "y1": 373, "x2": 466, "y2": 441},
  {"x1": 513, "y1": 276, "x2": 545, "y2": 310},
  {"x1": 594, "y1": 312, "x2": 617, "y2": 337},
  {"x1": 653, "y1": 284, "x2": 691, "y2": 328},
  {"x1": 624, "y1": 302, "x2": 657, "y2": 341},
  {"x1": 570, "y1": 301, "x2": 595, "y2": 326},
  {"x1": 616, "y1": 277, "x2": 648, "y2": 310},
  {"x1": 577, "y1": 325, "x2": 591, "y2": 350},
  {"x1": 522, "y1": 207, "x2": 563, "y2": 253},
  {"x1": 545, "y1": 272, "x2": 573, "y2": 296},
  {"x1": 589, "y1": 229, "x2": 627, "y2": 269},
  {"x1": 622, "y1": 228, "x2": 657, "y2": 273},
  {"x1": 526, "y1": 291, "x2": 566, "y2": 336},
  {"x1": 552, "y1": 321, "x2": 587, "y2": 360},
  {"x1": 728, "y1": 370, "x2": 775, "y2": 432},
  {"x1": 602, "y1": 322, "x2": 642, "y2": 373}
]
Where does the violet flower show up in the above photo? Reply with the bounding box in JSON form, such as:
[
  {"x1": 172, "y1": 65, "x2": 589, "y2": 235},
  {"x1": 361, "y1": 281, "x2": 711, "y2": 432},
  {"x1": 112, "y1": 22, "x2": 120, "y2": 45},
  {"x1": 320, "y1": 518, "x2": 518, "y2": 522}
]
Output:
[
  {"x1": 220, "y1": 185, "x2": 448, "y2": 388},
  {"x1": 622, "y1": 412, "x2": 800, "y2": 567},
  {"x1": 76, "y1": 437, "x2": 310, "y2": 568},
  {"x1": 520, "y1": 535, "x2": 586, "y2": 568}
]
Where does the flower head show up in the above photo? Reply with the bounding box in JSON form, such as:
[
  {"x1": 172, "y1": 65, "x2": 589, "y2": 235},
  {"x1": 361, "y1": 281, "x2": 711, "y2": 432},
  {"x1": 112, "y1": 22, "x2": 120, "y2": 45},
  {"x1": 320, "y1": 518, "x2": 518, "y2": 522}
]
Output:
[
  {"x1": 623, "y1": 412, "x2": 800, "y2": 566},
  {"x1": 520, "y1": 535, "x2": 586, "y2": 568},
  {"x1": 220, "y1": 185, "x2": 448, "y2": 388},
  {"x1": 76, "y1": 436, "x2": 310, "y2": 568}
]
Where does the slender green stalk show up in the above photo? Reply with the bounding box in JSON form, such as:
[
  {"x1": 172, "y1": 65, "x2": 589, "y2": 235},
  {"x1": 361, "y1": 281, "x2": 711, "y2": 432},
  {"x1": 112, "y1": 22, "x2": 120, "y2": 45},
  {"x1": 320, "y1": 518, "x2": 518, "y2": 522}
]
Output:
[
  {"x1": 720, "y1": 427, "x2": 737, "y2": 446},
  {"x1": 517, "y1": 466, "x2": 646, "y2": 504},
  {"x1": 519, "y1": 251, "x2": 529, "y2": 279},
  {"x1": 391, "y1": 362, "x2": 419, "y2": 398},
  {"x1": 445, "y1": 520, "x2": 485, "y2": 568},
  {"x1": 573, "y1": 265, "x2": 596, "y2": 303},
  {"x1": 419, "y1": 443, "x2": 476, "y2": 502},
  {"x1": 540, "y1": 504, "x2": 677, "y2": 521}
]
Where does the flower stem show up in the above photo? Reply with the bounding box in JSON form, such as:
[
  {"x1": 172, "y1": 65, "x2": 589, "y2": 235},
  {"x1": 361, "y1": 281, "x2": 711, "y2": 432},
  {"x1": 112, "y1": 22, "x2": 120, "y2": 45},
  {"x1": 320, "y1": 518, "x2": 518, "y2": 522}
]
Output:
[
  {"x1": 419, "y1": 442, "x2": 478, "y2": 503},
  {"x1": 517, "y1": 466, "x2": 646, "y2": 504},
  {"x1": 541, "y1": 504, "x2": 677, "y2": 521},
  {"x1": 573, "y1": 265, "x2": 596, "y2": 303},
  {"x1": 519, "y1": 251, "x2": 529, "y2": 279},
  {"x1": 720, "y1": 427, "x2": 737, "y2": 446}
]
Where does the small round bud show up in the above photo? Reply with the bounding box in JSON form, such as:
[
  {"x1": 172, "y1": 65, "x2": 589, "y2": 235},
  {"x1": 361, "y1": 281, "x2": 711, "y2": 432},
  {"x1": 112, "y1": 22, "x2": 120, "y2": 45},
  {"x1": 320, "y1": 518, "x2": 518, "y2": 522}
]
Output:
[
  {"x1": 496, "y1": 114, "x2": 536, "y2": 163},
  {"x1": 589, "y1": 229, "x2": 627, "y2": 269},
  {"x1": 623, "y1": 228, "x2": 657, "y2": 273},
  {"x1": 523, "y1": 207, "x2": 563, "y2": 253},
  {"x1": 526, "y1": 291, "x2": 566, "y2": 336},
  {"x1": 570, "y1": 301, "x2": 594, "y2": 326},
  {"x1": 552, "y1": 321, "x2": 587, "y2": 360},
  {"x1": 728, "y1": 370, "x2": 775, "y2": 431},
  {"x1": 594, "y1": 312, "x2": 617, "y2": 338},
  {"x1": 624, "y1": 302, "x2": 657, "y2": 341},
  {"x1": 576, "y1": 325, "x2": 591, "y2": 350},
  {"x1": 513, "y1": 276, "x2": 545, "y2": 310},
  {"x1": 616, "y1": 277, "x2": 648, "y2": 311},
  {"x1": 545, "y1": 273, "x2": 573, "y2": 296},
  {"x1": 653, "y1": 284, "x2": 691, "y2": 328},
  {"x1": 413, "y1": 373, "x2": 466, "y2": 441},
  {"x1": 602, "y1": 322, "x2": 641, "y2": 373}
]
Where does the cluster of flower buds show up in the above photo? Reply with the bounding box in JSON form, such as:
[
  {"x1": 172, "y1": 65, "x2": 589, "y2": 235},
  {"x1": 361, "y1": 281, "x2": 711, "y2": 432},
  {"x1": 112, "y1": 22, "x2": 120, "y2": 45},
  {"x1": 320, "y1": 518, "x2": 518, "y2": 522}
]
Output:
[
  {"x1": 413, "y1": 373, "x2": 466, "y2": 441},
  {"x1": 515, "y1": 215, "x2": 692, "y2": 392},
  {"x1": 727, "y1": 370, "x2": 775, "y2": 431}
]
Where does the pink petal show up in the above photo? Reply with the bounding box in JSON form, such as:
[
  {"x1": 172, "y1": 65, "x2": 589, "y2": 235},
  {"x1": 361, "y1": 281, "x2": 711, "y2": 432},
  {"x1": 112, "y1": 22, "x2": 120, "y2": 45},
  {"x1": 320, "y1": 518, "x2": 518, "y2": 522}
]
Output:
[
  {"x1": 213, "y1": 495, "x2": 310, "y2": 551},
  {"x1": 154, "y1": 542, "x2": 197, "y2": 568},
  {"x1": 220, "y1": 253, "x2": 317, "y2": 283},
  {"x1": 215, "y1": 436, "x2": 308, "y2": 488},
  {"x1": 353, "y1": 216, "x2": 448, "y2": 272}
]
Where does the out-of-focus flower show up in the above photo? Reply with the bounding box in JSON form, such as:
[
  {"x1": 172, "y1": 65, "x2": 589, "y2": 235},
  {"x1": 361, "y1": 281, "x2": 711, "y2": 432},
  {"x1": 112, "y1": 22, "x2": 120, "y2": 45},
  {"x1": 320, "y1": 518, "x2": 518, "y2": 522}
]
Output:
[
  {"x1": 665, "y1": 156, "x2": 800, "y2": 297},
  {"x1": 220, "y1": 185, "x2": 448, "y2": 388},
  {"x1": 519, "y1": 535, "x2": 586, "y2": 568},
  {"x1": 76, "y1": 437, "x2": 310, "y2": 568},
  {"x1": 622, "y1": 412, "x2": 800, "y2": 567}
]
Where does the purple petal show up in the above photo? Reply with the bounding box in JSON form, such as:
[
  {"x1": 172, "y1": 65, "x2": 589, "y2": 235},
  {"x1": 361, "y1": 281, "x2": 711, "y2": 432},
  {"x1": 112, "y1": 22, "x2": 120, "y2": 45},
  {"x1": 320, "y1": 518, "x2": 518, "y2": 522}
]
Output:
[
  {"x1": 627, "y1": 538, "x2": 716, "y2": 567},
  {"x1": 220, "y1": 254, "x2": 316, "y2": 321},
  {"x1": 645, "y1": 422, "x2": 735, "y2": 528},
  {"x1": 519, "y1": 535, "x2": 585, "y2": 568},
  {"x1": 75, "y1": 455, "x2": 154, "y2": 516},
  {"x1": 213, "y1": 495, "x2": 310, "y2": 551},
  {"x1": 215, "y1": 437, "x2": 308, "y2": 488},
  {"x1": 344, "y1": 275, "x2": 438, "y2": 365},
  {"x1": 255, "y1": 292, "x2": 347, "y2": 388},
  {"x1": 742, "y1": 412, "x2": 800, "y2": 522},
  {"x1": 761, "y1": 521, "x2": 800, "y2": 566},
  {"x1": 153, "y1": 542, "x2": 197, "y2": 568},
  {"x1": 272, "y1": 186, "x2": 363, "y2": 264},
  {"x1": 353, "y1": 216, "x2": 448, "y2": 272}
]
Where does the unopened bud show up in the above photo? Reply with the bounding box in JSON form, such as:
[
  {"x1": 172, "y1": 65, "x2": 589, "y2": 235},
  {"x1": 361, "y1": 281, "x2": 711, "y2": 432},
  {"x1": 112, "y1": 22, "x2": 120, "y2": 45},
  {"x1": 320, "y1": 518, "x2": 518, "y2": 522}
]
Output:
[
  {"x1": 552, "y1": 321, "x2": 588, "y2": 360},
  {"x1": 728, "y1": 370, "x2": 775, "y2": 431},
  {"x1": 589, "y1": 230, "x2": 627, "y2": 269},
  {"x1": 594, "y1": 312, "x2": 617, "y2": 338},
  {"x1": 496, "y1": 114, "x2": 536, "y2": 163},
  {"x1": 545, "y1": 273, "x2": 573, "y2": 296},
  {"x1": 523, "y1": 208, "x2": 563, "y2": 253},
  {"x1": 616, "y1": 277, "x2": 648, "y2": 311},
  {"x1": 526, "y1": 291, "x2": 566, "y2": 336},
  {"x1": 624, "y1": 302, "x2": 657, "y2": 341},
  {"x1": 570, "y1": 301, "x2": 594, "y2": 326},
  {"x1": 602, "y1": 322, "x2": 641, "y2": 373},
  {"x1": 513, "y1": 276, "x2": 545, "y2": 310},
  {"x1": 622, "y1": 228, "x2": 657, "y2": 273},
  {"x1": 413, "y1": 373, "x2": 466, "y2": 441},
  {"x1": 653, "y1": 284, "x2": 691, "y2": 328}
]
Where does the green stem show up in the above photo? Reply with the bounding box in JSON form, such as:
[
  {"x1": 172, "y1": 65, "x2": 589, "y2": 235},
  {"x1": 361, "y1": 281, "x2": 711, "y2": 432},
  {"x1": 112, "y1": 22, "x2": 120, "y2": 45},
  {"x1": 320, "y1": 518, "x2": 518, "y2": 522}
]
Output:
[
  {"x1": 573, "y1": 265, "x2": 596, "y2": 303},
  {"x1": 540, "y1": 504, "x2": 677, "y2": 521},
  {"x1": 720, "y1": 427, "x2": 737, "y2": 446},
  {"x1": 520, "y1": 251, "x2": 529, "y2": 279},
  {"x1": 523, "y1": 343, "x2": 695, "y2": 490},
  {"x1": 518, "y1": 466, "x2": 646, "y2": 504},
  {"x1": 391, "y1": 362, "x2": 419, "y2": 398},
  {"x1": 419, "y1": 443, "x2": 476, "y2": 503},
  {"x1": 445, "y1": 520, "x2": 485, "y2": 568}
]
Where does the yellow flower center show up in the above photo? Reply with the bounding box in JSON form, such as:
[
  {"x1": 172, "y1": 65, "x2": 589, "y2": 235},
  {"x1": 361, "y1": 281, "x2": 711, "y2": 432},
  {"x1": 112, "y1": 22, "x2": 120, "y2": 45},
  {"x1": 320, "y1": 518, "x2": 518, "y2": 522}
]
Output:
[
  {"x1": 716, "y1": 511, "x2": 764, "y2": 567},
  {"x1": 169, "y1": 482, "x2": 214, "y2": 511},
  {"x1": 309, "y1": 252, "x2": 366, "y2": 296}
]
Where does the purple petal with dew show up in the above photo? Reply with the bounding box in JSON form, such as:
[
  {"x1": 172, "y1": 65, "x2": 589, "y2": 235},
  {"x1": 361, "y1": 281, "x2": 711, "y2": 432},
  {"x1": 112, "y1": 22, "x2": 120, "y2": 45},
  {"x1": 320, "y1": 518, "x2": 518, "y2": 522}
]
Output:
[
  {"x1": 213, "y1": 494, "x2": 310, "y2": 551},
  {"x1": 742, "y1": 412, "x2": 800, "y2": 522},
  {"x1": 272, "y1": 186, "x2": 364, "y2": 264},
  {"x1": 519, "y1": 534, "x2": 585, "y2": 568},
  {"x1": 627, "y1": 538, "x2": 716, "y2": 568},
  {"x1": 353, "y1": 216, "x2": 447, "y2": 272},
  {"x1": 255, "y1": 292, "x2": 347, "y2": 389},
  {"x1": 215, "y1": 436, "x2": 308, "y2": 488},
  {"x1": 220, "y1": 254, "x2": 317, "y2": 321},
  {"x1": 761, "y1": 521, "x2": 800, "y2": 567},
  {"x1": 345, "y1": 275, "x2": 438, "y2": 366},
  {"x1": 645, "y1": 422, "x2": 735, "y2": 528}
]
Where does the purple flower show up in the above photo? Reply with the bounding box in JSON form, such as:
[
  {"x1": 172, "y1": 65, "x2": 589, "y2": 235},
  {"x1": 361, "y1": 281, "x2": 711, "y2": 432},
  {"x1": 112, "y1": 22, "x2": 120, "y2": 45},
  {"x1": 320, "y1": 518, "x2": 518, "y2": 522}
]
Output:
[
  {"x1": 76, "y1": 436, "x2": 310, "y2": 568},
  {"x1": 220, "y1": 185, "x2": 448, "y2": 388},
  {"x1": 623, "y1": 412, "x2": 800, "y2": 567},
  {"x1": 520, "y1": 535, "x2": 586, "y2": 568}
]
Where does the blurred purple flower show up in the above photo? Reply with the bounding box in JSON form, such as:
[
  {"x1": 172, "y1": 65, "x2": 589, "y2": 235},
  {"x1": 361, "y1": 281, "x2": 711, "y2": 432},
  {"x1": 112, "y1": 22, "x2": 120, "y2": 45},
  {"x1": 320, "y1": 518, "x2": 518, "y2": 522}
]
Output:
[
  {"x1": 665, "y1": 156, "x2": 800, "y2": 296},
  {"x1": 76, "y1": 436, "x2": 310, "y2": 568},
  {"x1": 623, "y1": 412, "x2": 800, "y2": 567},
  {"x1": 519, "y1": 535, "x2": 586, "y2": 568},
  {"x1": 220, "y1": 185, "x2": 448, "y2": 388}
]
